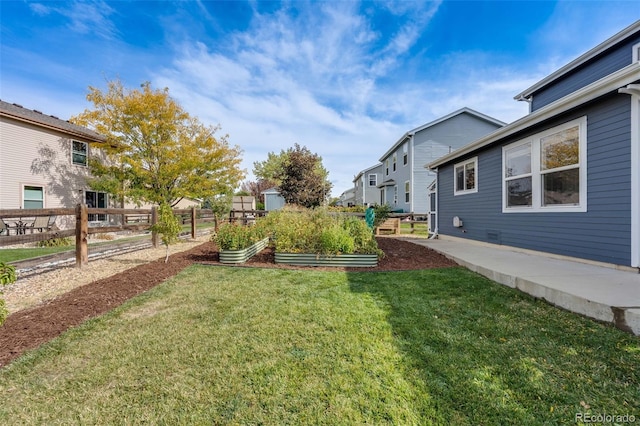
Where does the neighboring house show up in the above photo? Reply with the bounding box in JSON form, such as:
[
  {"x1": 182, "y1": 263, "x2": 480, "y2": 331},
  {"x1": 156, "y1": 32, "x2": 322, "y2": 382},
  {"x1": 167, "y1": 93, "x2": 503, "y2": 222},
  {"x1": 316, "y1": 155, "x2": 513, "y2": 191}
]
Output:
[
  {"x1": 428, "y1": 21, "x2": 640, "y2": 268},
  {"x1": 261, "y1": 187, "x2": 286, "y2": 211},
  {"x1": 352, "y1": 163, "x2": 383, "y2": 207},
  {"x1": 338, "y1": 187, "x2": 356, "y2": 207},
  {"x1": 0, "y1": 100, "x2": 109, "y2": 227},
  {"x1": 378, "y1": 108, "x2": 505, "y2": 213}
]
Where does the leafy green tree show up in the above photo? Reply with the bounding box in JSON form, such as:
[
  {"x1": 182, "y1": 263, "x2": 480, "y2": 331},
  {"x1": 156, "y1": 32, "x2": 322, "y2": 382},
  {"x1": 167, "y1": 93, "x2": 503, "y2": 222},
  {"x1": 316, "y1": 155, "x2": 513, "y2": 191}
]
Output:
[
  {"x1": 240, "y1": 179, "x2": 277, "y2": 206},
  {"x1": 71, "y1": 80, "x2": 245, "y2": 207},
  {"x1": 253, "y1": 151, "x2": 289, "y2": 186},
  {"x1": 151, "y1": 203, "x2": 182, "y2": 262},
  {"x1": 276, "y1": 144, "x2": 332, "y2": 208}
]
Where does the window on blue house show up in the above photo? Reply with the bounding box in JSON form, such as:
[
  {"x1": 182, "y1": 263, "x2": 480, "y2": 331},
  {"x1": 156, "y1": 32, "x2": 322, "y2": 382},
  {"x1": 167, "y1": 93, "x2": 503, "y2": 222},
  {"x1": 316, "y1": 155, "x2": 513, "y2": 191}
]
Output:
[
  {"x1": 454, "y1": 157, "x2": 478, "y2": 195},
  {"x1": 503, "y1": 116, "x2": 586, "y2": 212}
]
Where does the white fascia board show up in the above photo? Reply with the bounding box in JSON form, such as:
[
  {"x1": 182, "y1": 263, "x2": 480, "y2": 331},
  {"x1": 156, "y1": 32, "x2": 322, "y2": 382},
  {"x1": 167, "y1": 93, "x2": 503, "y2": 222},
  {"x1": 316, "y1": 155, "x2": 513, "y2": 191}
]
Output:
[
  {"x1": 515, "y1": 20, "x2": 640, "y2": 101},
  {"x1": 428, "y1": 62, "x2": 640, "y2": 170},
  {"x1": 379, "y1": 133, "x2": 410, "y2": 162}
]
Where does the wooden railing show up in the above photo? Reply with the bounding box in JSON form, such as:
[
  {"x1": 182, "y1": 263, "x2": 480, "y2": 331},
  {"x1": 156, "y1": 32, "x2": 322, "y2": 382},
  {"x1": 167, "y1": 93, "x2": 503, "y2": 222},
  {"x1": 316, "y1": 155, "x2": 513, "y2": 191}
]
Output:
[{"x1": 0, "y1": 206, "x2": 219, "y2": 268}]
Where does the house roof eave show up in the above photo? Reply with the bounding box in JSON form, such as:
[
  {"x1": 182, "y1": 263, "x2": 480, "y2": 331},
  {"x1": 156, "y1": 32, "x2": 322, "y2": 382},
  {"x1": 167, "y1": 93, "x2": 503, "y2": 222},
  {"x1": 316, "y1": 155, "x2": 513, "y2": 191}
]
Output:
[
  {"x1": 428, "y1": 62, "x2": 640, "y2": 169},
  {"x1": 514, "y1": 20, "x2": 640, "y2": 102}
]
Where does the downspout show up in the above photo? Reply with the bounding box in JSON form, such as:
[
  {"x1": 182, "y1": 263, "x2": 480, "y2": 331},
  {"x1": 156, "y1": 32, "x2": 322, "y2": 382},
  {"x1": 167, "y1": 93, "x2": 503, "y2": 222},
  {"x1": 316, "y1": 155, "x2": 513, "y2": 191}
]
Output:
[
  {"x1": 409, "y1": 133, "x2": 414, "y2": 212},
  {"x1": 429, "y1": 168, "x2": 439, "y2": 239},
  {"x1": 618, "y1": 84, "x2": 640, "y2": 269}
]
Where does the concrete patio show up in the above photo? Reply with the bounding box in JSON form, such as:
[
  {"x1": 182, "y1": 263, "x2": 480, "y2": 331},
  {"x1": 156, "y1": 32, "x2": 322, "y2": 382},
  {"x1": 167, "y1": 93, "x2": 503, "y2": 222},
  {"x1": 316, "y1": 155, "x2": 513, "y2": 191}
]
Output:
[{"x1": 402, "y1": 236, "x2": 640, "y2": 336}]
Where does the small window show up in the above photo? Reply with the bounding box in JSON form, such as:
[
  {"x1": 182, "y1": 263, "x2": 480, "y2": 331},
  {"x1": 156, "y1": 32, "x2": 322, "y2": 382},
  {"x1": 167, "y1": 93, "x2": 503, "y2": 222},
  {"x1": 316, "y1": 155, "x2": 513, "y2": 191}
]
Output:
[
  {"x1": 403, "y1": 142, "x2": 408, "y2": 165},
  {"x1": 634, "y1": 42, "x2": 640, "y2": 62},
  {"x1": 405, "y1": 181, "x2": 410, "y2": 203},
  {"x1": 393, "y1": 185, "x2": 398, "y2": 205},
  {"x1": 24, "y1": 185, "x2": 44, "y2": 209},
  {"x1": 368, "y1": 174, "x2": 377, "y2": 186},
  {"x1": 385, "y1": 159, "x2": 389, "y2": 176},
  {"x1": 72, "y1": 141, "x2": 88, "y2": 166},
  {"x1": 454, "y1": 157, "x2": 478, "y2": 195},
  {"x1": 392, "y1": 154, "x2": 397, "y2": 172}
]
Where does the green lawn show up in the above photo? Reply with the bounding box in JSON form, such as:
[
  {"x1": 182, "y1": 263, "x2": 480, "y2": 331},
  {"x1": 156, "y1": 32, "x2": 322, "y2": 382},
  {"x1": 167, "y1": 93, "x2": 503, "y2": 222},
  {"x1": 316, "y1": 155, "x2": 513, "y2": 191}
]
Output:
[
  {"x1": 0, "y1": 266, "x2": 637, "y2": 424},
  {"x1": 400, "y1": 221, "x2": 429, "y2": 236}
]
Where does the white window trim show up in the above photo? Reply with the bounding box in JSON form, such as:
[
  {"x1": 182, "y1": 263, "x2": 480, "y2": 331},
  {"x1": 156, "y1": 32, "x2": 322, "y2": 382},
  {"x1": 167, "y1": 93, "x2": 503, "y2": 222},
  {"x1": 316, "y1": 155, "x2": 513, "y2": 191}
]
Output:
[
  {"x1": 368, "y1": 174, "x2": 377, "y2": 187},
  {"x1": 502, "y1": 116, "x2": 587, "y2": 213},
  {"x1": 72, "y1": 140, "x2": 89, "y2": 167},
  {"x1": 633, "y1": 42, "x2": 640, "y2": 62},
  {"x1": 385, "y1": 159, "x2": 389, "y2": 176},
  {"x1": 453, "y1": 156, "x2": 478, "y2": 196},
  {"x1": 393, "y1": 185, "x2": 398, "y2": 205},
  {"x1": 22, "y1": 184, "x2": 45, "y2": 209},
  {"x1": 392, "y1": 153, "x2": 397, "y2": 172}
]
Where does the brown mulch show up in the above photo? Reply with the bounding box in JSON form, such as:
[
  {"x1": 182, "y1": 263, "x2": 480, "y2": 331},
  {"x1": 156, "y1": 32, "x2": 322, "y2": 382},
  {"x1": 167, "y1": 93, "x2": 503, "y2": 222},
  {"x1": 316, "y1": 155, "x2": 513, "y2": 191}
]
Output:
[{"x1": 0, "y1": 237, "x2": 456, "y2": 368}]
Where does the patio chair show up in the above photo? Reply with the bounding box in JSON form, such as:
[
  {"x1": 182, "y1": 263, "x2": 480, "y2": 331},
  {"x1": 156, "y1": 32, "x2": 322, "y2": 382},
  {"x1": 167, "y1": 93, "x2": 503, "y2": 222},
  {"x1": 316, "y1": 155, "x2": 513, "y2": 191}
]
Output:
[
  {"x1": 0, "y1": 218, "x2": 8, "y2": 236},
  {"x1": 30, "y1": 215, "x2": 54, "y2": 233}
]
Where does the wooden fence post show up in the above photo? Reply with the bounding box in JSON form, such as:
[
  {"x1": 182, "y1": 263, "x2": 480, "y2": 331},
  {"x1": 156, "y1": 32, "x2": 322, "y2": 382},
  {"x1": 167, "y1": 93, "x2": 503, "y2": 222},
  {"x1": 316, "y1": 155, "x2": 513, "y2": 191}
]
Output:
[
  {"x1": 151, "y1": 206, "x2": 158, "y2": 248},
  {"x1": 191, "y1": 207, "x2": 197, "y2": 239},
  {"x1": 75, "y1": 203, "x2": 88, "y2": 268}
]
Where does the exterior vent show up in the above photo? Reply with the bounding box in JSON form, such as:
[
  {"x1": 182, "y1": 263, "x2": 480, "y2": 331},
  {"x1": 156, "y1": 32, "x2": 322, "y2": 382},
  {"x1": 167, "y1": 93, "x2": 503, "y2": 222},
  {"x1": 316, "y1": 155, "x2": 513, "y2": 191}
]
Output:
[{"x1": 486, "y1": 230, "x2": 502, "y2": 244}]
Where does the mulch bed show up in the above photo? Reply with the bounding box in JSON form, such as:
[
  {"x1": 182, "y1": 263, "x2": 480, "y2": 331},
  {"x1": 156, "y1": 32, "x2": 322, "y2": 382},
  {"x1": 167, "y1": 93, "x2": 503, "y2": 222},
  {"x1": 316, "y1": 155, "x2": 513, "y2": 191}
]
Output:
[{"x1": 0, "y1": 237, "x2": 456, "y2": 368}]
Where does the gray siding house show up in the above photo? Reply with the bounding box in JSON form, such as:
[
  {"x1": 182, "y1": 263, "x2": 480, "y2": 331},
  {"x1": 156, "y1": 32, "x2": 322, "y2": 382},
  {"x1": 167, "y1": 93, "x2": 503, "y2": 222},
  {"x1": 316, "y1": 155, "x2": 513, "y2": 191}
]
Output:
[
  {"x1": 378, "y1": 108, "x2": 505, "y2": 213},
  {"x1": 429, "y1": 21, "x2": 640, "y2": 268},
  {"x1": 352, "y1": 163, "x2": 383, "y2": 207}
]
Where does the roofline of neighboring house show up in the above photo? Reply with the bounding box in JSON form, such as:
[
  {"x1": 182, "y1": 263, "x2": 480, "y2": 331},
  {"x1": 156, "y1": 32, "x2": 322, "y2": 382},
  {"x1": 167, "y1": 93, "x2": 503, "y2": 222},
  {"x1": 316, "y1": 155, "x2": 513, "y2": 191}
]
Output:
[
  {"x1": 0, "y1": 100, "x2": 106, "y2": 143},
  {"x1": 514, "y1": 20, "x2": 640, "y2": 102},
  {"x1": 428, "y1": 61, "x2": 640, "y2": 169},
  {"x1": 378, "y1": 107, "x2": 506, "y2": 162},
  {"x1": 353, "y1": 163, "x2": 383, "y2": 182}
]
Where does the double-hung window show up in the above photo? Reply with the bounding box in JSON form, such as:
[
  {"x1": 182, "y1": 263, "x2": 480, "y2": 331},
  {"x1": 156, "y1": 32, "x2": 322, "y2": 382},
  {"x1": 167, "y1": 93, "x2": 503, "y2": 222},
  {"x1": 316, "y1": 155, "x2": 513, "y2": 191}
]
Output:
[
  {"x1": 392, "y1": 154, "x2": 397, "y2": 172},
  {"x1": 404, "y1": 181, "x2": 410, "y2": 203},
  {"x1": 403, "y1": 142, "x2": 408, "y2": 165},
  {"x1": 503, "y1": 116, "x2": 586, "y2": 212},
  {"x1": 454, "y1": 157, "x2": 478, "y2": 195},
  {"x1": 24, "y1": 185, "x2": 44, "y2": 208},
  {"x1": 368, "y1": 174, "x2": 377, "y2": 186},
  {"x1": 385, "y1": 159, "x2": 389, "y2": 176},
  {"x1": 72, "y1": 141, "x2": 88, "y2": 166}
]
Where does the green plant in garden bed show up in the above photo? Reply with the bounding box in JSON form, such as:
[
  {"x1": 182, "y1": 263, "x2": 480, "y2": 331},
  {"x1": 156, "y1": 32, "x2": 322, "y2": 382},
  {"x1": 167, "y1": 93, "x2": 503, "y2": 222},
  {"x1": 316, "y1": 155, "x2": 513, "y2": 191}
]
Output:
[
  {"x1": 264, "y1": 207, "x2": 382, "y2": 257},
  {"x1": 212, "y1": 220, "x2": 268, "y2": 251}
]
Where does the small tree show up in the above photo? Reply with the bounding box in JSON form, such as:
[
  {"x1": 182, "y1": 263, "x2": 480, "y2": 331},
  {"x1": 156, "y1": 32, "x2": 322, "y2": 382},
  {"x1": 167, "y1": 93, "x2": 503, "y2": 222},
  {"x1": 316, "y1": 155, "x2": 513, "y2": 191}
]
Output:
[
  {"x1": 0, "y1": 262, "x2": 17, "y2": 326},
  {"x1": 151, "y1": 203, "x2": 181, "y2": 262}
]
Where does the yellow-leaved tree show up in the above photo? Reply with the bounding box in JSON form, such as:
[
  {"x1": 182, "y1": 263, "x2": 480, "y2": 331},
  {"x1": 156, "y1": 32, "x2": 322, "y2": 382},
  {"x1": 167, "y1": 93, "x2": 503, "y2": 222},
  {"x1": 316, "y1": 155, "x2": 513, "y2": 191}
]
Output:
[{"x1": 71, "y1": 80, "x2": 245, "y2": 207}]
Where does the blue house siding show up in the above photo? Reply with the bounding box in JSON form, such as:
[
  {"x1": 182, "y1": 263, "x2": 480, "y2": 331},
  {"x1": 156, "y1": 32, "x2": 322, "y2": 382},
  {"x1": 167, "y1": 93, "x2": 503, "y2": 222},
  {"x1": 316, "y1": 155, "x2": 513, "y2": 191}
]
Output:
[
  {"x1": 531, "y1": 35, "x2": 640, "y2": 111},
  {"x1": 438, "y1": 94, "x2": 632, "y2": 265}
]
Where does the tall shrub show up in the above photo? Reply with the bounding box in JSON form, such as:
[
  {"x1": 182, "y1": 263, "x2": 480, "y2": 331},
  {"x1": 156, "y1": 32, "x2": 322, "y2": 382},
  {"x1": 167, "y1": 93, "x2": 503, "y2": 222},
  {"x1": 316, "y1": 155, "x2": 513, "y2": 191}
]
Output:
[{"x1": 0, "y1": 262, "x2": 17, "y2": 326}]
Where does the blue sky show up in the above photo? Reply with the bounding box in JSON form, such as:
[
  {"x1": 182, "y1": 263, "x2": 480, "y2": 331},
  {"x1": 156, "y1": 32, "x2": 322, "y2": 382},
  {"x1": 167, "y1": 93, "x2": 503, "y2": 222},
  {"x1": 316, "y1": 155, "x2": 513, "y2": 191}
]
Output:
[{"x1": 1, "y1": 1, "x2": 638, "y2": 196}]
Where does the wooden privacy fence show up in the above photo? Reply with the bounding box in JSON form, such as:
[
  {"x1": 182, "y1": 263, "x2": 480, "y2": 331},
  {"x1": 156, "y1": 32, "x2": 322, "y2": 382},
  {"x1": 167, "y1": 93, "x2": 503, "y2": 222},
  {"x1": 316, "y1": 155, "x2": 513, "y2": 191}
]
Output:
[{"x1": 0, "y1": 206, "x2": 219, "y2": 268}]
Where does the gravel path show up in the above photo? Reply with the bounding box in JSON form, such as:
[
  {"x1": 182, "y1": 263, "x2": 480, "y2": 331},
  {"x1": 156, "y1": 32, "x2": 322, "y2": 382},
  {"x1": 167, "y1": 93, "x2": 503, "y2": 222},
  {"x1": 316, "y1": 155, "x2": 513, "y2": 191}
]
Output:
[{"x1": 2, "y1": 236, "x2": 211, "y2": 314}]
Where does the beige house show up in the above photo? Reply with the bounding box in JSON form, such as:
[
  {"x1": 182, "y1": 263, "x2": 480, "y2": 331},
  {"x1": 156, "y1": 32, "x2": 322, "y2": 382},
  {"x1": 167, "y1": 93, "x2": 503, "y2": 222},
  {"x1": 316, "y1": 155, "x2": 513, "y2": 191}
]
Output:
[
  {"x1": 0, "y1": 100, "x2": 200, "y2": 228},
  {"x1": 0, "y1": 100, "x2": 110, "y2": 226}
]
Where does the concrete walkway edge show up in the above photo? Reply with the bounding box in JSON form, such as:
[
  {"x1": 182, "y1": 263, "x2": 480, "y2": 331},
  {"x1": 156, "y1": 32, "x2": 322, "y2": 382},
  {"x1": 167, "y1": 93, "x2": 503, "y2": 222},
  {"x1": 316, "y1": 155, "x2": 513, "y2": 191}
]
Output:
[{"x1": 401, "y1": 237, "x2": 640, "y2": 336}]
